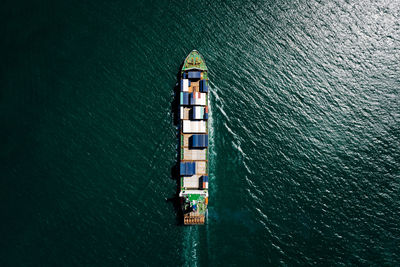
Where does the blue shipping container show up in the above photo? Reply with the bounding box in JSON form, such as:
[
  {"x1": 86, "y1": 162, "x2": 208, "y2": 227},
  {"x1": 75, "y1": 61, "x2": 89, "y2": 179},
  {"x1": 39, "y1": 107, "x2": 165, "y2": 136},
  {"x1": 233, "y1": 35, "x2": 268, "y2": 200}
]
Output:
[
  {"x1": 200, "y1": 80, "x2": 208, "y2": 92},
  {"x1": 191, "y1": 135, "x2": 196, "y2": 147},
  {"x1": 182, "y1": 92, "x2": 189, "y2": 105},
  {"x1": 188, "y1": 71, "x2": 201, "y2": 79},
  {"x1": 189, "y1": 162, "x2": 195, "y2": 174},
  {"x1": 191, "y1": 135, "x2": 199, "y2": 147},
  {"x1": 180, "y1": 162, "x2": 196, "y2": 175},
  {"x1": 180, "y1": 162, "x2": 186, "y2": 175},
  {"x1": 191, "y1": 134, "x2": 208, "y2": 148},
  {"x1": 189, "y1": 93, "x2": 194, "y2": 105}
]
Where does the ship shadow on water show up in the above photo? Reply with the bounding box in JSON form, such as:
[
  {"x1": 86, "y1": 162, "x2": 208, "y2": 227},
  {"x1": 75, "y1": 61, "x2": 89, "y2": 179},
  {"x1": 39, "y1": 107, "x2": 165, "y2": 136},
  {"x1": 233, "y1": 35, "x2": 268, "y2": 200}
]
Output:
[{"x1": 166, "y1": 62, "x2": 184, "y2": 226}]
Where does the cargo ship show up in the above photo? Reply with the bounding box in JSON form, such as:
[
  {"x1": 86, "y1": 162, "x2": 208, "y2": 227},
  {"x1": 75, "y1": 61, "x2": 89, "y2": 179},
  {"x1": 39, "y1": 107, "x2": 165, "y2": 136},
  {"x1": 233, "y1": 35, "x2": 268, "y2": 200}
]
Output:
[{"x1": 178, "y1": 50, "x2": 209, "y2": 225}]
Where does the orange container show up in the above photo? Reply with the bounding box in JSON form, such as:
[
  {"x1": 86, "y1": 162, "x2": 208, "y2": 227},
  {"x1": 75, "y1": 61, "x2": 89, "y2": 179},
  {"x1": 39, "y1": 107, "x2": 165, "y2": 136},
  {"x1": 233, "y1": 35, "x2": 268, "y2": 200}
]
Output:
[{"x1": 205, "y1": 197, "x2": 208, "y2": 204}]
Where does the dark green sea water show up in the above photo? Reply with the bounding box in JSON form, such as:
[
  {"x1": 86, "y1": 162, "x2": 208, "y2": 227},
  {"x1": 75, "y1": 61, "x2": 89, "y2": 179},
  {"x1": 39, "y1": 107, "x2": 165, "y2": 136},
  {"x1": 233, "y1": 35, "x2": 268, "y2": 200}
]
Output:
[{"x1": 1, "y1": 0, "x2": 400, "y2": 266}]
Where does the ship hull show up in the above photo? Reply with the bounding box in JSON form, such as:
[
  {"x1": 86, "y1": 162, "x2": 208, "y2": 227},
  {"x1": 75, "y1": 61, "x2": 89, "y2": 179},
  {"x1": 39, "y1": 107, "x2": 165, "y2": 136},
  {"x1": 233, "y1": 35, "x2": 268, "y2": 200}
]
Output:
[{"x1": 178, "y1": 50, "x2": 209, "y2": 225}]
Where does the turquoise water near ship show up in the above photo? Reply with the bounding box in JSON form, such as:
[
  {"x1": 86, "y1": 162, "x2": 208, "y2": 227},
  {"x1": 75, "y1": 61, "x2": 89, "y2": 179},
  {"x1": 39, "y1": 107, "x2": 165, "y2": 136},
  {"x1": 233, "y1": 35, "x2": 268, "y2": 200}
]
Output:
[{"x1": 1, "y1": 0, "x2": 399, "y2": 265}]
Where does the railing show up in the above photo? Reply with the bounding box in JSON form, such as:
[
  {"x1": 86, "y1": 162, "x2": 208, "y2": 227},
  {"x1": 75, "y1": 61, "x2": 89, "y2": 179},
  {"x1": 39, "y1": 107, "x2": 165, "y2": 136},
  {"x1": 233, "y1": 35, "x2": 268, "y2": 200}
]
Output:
[{"x1": 184, "y1": 214, "x2": 205, "y2": 225}]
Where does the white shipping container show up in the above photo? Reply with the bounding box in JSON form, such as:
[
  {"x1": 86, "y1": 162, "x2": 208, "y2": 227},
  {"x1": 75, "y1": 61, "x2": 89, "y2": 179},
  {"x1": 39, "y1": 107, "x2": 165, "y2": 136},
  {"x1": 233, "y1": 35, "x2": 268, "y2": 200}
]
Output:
[
  {"x1": 183, "y1": 120, "x2": 206, "y2": 133},
  {"x1": 182, "y1": 148, "x2": 206, "y2": 160},
  {"x1": 190, "y1": 92, "x2": 206, "y2": 105},
  {"x1": 183, "y1": 175, "x2": 201, "y2": 189},
  {"x1": 193, "y1": 106, "x2": 203, "y2": 119},
  {"x1": 196, "y1": 161, "x2": 207, "y2": 174},
  {"x1": 180, "y1": 106, "x2": 184, "y2": 119},
  {"x1": 182, "y1": 79, "x2": 189, "y2": 92}
]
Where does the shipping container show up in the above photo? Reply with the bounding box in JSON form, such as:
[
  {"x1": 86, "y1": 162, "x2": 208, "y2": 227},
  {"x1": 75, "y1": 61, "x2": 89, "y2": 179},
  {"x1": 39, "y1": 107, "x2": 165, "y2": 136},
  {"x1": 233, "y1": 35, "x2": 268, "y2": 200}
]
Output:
[
  {"x1": 182, "y1": 92, "x2": 189, "y2": 105},
  {"x1": 202, "y1": 84, "x2": 208, "y2": 93},
  {"x1": 192, "y1": 106, "x2": 204, "y2": 120},
  {"x1": 200, "y1": 80, "x2": 209, "y2": 93},
  {"x1": 184, "y1": 175, "x2": 202, "y2": 189},
  {"x1": 182, "y1": 148, "x2": 206, "y2": 160},
  {"x1": 190, "y1": 92, "x2": 206, "y2": 105},
  {"x1": 180, "y1": 162, "x2": 196, "y2": 176},
  {"x1": 188, "y1": 71, "x2": 201, "y2": 79},
  {"x1": 183, "y1": 121, "x2": 207, "y2": 133},
  {"x1": 182, "y1": 79, "x2": 189, "y2": 92},
  {"x1": 180, "y1": 106, "x2": 184, "y2": 120},
  {"x1": 190, "y1": 134, "x2": 209, "y2": 147}
]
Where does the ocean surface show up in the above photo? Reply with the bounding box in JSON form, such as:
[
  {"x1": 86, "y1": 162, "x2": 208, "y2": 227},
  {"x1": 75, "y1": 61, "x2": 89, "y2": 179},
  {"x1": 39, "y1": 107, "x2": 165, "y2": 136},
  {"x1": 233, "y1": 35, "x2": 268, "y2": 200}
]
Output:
[{"x1": 1, "y1": 0, "x2": 399, "y2": 265}]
